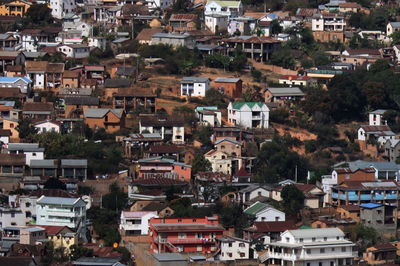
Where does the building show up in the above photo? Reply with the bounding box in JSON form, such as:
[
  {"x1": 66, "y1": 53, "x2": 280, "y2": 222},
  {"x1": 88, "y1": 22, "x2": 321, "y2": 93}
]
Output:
[
  {"x1": 119, "y1": 211, "x2": 158, "y2": 236},
  {"x1": 205, "y1": 14, "x2": 228, "y2": 34},
  {"x1": 244, "y1": 201, "x2": 285, "y2": 222},
  {"x1": 195, "y1": 106, "x2": 222, "y2": 127},
  {"x1": 22, "y1": 102, "x2": 54, "y2": 121},
  {"x1": 338, "y1": 2, "x2": 361, "y2": 13},
  {"x1": 7, "y1": 143, "x2": 44, "y2": 166},
  {"x1": 228, "y1": 16, "x2": 256, "y2": 36},
  {"x1": 34, "y1": 120, "x2": 61, "y2": 134},
  {"x1": 40, "y1": 225, "x2": 77, "y2": 254},
  {"x1": 112, "y1": 88, "x2": 156, "y2": 113},
  {"x1": 169, "y1": 13, "x2": 197, "y2": 32},
  {"x1": 264, "y1": 87, "x2": 305, "y2": 107},
  {"x1": 83, "y1": 108, "x2": 125, "y2": 133},
  {"x1": 139, "y1": 114, "x2": 185, "y2": 144},
  {"x1": 57, "y1": 44, "x2": 90, "y2": 59},
  {"x1": 334, "y1": 160, "x2": 400, "y2": 181},
  {"x1": 205, "y1": 149, "x2": 238, "y2": 175},
  {"x1": 0, "y1": 0, "x2": 31, "y2": 16},
  {"x1": 237, "y1": 185, "x2": 271, "y2": 203},
  {"x1": 360, "y1": 203, "x2": 397, "y2": 237},
  {"x1": 61, "y1": 159, "x2": 88, "y2": 180},
  {"x1": 50, "y1": 0, "x2": 76, "y2": 19},
  {"x1": 357, "y1": 125, "x2": 395, "y2": 146},
  {"x1": 369, "y1": 109, "x2": 387, "y2": 126},
  {"x1": 384, "y1": 139, "x2": 400, "y2": 162},
  {"x1": 271, "y1": 184, "x2": 324, "y2": 209},
  {"x1": 149, "y1": 216, "x2": 224, "y2": 253},
  {"x1": 363, "y1": 243, "x2": 397, "y2": 265},
  {"x1": 204, "y1": 0, "x2": 243, "y2": 18},
  {"x1": 214, "y1": 77, "x2": 242, "y2": 98},
  {"x1": 0, "y1": 154, "x2": 25, "y2": 177},
  {"x1": 227, "y1": 102, "x2": 269, "y2": 129},
  {"x1": 137, "y1": 157, "x2": 191, "y2": 182},
  {"x1": 278, "y1": 75, "x2": 315, "y2": 87},
  {"x1": 259, "y1": 228, "x2": 356, "y2": 265},
  {"x1": 151, "y1": 33, "x2": 195, "y2": 48},
  {"x1": 311, "y1": 13, "x2": 345, "y2": 42},
  {"x1": 180, "y1": 77, "x2": 210, "y2": 97},
  {"x1": 36, "y1": 196, "x2": 86, "y2": 238},
  {"x1": 223, "y1": 36, "x2": 280, "y2": 62},
  {"x1": 216, "y1": 236, "x2": 252, "y2": 261},
  {"x1": 243, "y1": 221, "x2": 297, "y2": 242},
  {"x1": 387, "y1": 22, "x2": 400, "y2": 37},
  {"x1": 0, "y1": 77, "x2": 32, "y2": 94}
]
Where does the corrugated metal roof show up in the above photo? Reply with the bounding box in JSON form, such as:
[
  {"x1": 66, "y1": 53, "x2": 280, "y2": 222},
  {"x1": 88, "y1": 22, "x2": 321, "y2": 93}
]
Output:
[
  {"x1": 288, "y1": 228, "x2": 344, "y2": 238},
  {"x1": 30, "y1": 159, "x2": 57, "y2": 168},
  {"x1": 83, "y1": 108, "x2": 124, "y2": 119},
  {"x1": 60, "y1": 159, "x2": 87, "y2": 167},
  {"x1": 36, "y1": 196, "x2": 82, "y2": 206}
]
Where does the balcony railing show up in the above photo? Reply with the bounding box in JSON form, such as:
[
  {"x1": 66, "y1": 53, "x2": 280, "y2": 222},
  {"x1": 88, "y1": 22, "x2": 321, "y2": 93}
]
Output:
[{"x1": 155, "y1": 237, "x2": 215, "y2": 244}]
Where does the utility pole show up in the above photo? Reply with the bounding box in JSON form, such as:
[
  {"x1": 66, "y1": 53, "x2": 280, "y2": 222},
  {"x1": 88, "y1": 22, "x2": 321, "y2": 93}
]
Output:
[{"x1": 295, "y1": 165, "x2": 298, "y2": 183}]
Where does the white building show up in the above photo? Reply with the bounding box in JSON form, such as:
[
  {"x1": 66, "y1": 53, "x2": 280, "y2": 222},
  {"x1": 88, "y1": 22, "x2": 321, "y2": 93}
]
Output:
[
  {"x1": 244, "y1": 201, "x2": 285, "y2": 222},
  {"x1": 217, "y1": 236, "x2": 252, "y2": 261},
  {"x1": 50, "y1": 0, "x2": 77, "y2": 19},
  {"x1": 195, "y1": 106, "x2": 222, "y2": 127},
  {"x1": 205, "y1": 14, "x2": 228, "y2": 33},
  {"x1": 180, "y1": 77, "x2": 210, "y2": 97},
  {"x1": 387, "y1": 22, "x2": 400, "y2": 37},
  {"x1": 0, "y1": 129, "x2": 10, "y2": 145},
  {"x1": 36, "y1": 196, "x2": 87, "y2": 238},
  {"x1": 369, "y1": 109, "x2": 387, "y2": 126},
  {"x1": 145, "y1": 0, "x2": 173, "y2": 10},
  {"x1": 7, "y1": 143, "x2": 44, "y2": 166},
  {"x1": 119, "y1": 211, "x2": 158, "y2": 236},
  {"x1": 0, "y1": 77, "x2": 32, "y2": 94},
  {"x1": 63, "y1": 21, "x2": 91, "y2": 37},
  {"x1": 204, "y1": 149, "x2": 237, "y2": 175},
  {"x1": 260, "y1": 228, "x2": 356, "y2": 266},
  {"x1": 88, "y1": 37, "x2": 107, "y2": 51},
  {"x1": 34, "y1": 120, "x2": 61, "y2": 134},
  {"x1": 57, "y1": 44, "x2": 90, "y2": 59},
  {"x1": 0, "y1": 207, "x2": 25, "y2": 227},
  {"x1": 357, "y1": 125, "x2": 395, "y2": 146},
  {"x1": 237, "y1": 185, "x2": 271, "y2": 203},
  {"x1": 205, "y1": 0, "x2": 243, "y2": 18},
  {"x1": 139, "y1": 116, "x2": 185, "y2": 144},
  {"x1": 228, "y1": 102, "x2": 269, "y2": 129},
  {"x1": 311, "y1": 13, "x2": 345, "y2": 32}
]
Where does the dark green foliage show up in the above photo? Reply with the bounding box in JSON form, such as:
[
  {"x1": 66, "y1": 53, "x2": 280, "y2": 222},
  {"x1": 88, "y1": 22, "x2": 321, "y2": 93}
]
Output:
[
  {"x1": 281, "y1": 184, "x2": 305, "y2": 216},
  {"x1": 43, "y1": 178, "x2": 66, "y2": 190},
  {"x1": 251, "y1": 69, "x2": 263, "y2": 82},
  {"x1": 194, "y1": 125, "x2": 213, "y2": 147},
  {"x1": 70, "y1": 245, "x2": 93, "y2": 261},
  {"x1": 16, "y1": 118, "x2": 38, "y2": 139},
  {"x1": 25, "y1": 4, "x2": 53, "y2": 25},
  {"x1": 87, "y1": 206, "x2": 121, "y2": 247},
  {"x1": 78, "y1": 186, "x2": 94, "y2": 195},
  {"x1": 191, "y1": 153, "x2": 212, "y2": 175},
  {"x1": 102, "y1": 183, "x2": 128, "y2": 211},
  {"x1": 270, "y1": 109, "x2": 290, "y2": 124},
  {"x1": 304, "y1": 140, "x2": 317, "y2": 153},
  {"x1": 270, "y1": 48, "x2": 296, "y2": 69},
  {"x1": 349, "y1": 224, "x2": 378, "y2": 252},
  {"x1": 173, "y1": 106, "x2": 196, "y2": 126},
  {"x1": 270, "y1": 19, "x2": 283, "y2": 35}
]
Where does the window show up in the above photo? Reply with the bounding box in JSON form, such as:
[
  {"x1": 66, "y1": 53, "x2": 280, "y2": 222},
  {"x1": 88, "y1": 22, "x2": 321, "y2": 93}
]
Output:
[
  {"x1": 11, "y1": 213, "x2": 15, "y2": 218},
  {"x1": 228, "y1": 253, "x2": 232, "y2": 257},
  {"x1": 228, "y1": 243, "x2": 232, "y2": 247},
  {"x1": 239, "y1": 243, "x2": 245, "y2": 247},
  {"x1": 331, "y1": 248, "x2": 335, "y2": 251},
  {"x1": 307, "y1": 263, "x2": 310, "y2": 266},
  {"x1": 312, "y1": 237, "x2": 316, "y2": 242},
  {"x1": 299, "y1": 238, "x2": 303, "y2": 242},
  {"x1": 306, "y1": 250, "x2": 311, "y2": 254},
  {"x1": 286, "y1": 237, "x2": 290, "y2": 242},
  {"x1": 336, "y1": 236, "x2": 340, "y2": 240},
  {"x1": 319, "y1": 263, "x2": 322, "y2": 266},
  {"x1": 240, "y1": 252, "x2": 245, "y2": 257},
  {"x1": 341, "y1": 247, "x2": 346, "y2": 252},
  {"x1": 324, "y1": 237, "x2": 327, "y2": 241},
  {"x1": 320, "y1": 248, "x2": 325, "y2": 253},
  {"x1": 178, "y1": 233, "x2": 186, "y2": 239}
]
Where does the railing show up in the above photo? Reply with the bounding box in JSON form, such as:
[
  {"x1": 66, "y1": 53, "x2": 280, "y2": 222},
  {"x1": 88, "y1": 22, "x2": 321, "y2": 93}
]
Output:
[{"x1": 154, "y1": 237, "x2": 215, "y2": 244}]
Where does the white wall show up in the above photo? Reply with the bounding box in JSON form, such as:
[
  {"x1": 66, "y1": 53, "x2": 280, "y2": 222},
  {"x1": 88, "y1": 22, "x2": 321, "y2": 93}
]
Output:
[
  {"x1": 220, "y1": 240, "x2": 250, "y2": 261},
  {"x1": 35, "y1": 122, "x2": 60, "y2": 134},
  {"x1": 369, "y1": 113, "x2": 383, "y2": 126},
  {"x1": 255, "y1": 208, "x2": 285, "y2": 222}
]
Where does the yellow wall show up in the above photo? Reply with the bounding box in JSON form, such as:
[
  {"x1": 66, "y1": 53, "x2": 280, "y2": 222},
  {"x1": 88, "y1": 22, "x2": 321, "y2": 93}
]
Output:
[
  {"x1": 0, "y1": 0, "x2": 31, "y2": 16},
  {"x1": 2, "y1": 118, "x2": 19, "y2": 141},
  {"x1": 49, "y1": 234, "x2": 78, "y2": 254}
]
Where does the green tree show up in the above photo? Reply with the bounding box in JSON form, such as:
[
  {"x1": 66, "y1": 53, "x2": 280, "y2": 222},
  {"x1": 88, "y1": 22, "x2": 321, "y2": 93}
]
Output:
[
  {"x1": 191, "y1": 153, "x2": 211, "y2": 175},
  {"x1": 194, "y1": 125, "x2": 213, "y2": 147},
  {"x1": 25, "y1": 4, "x2": 53, "y2": 25},
  {"x1": 270, "y1": 19, "x2": 283, "y2": 35},
  {"x1": 281, "y1": 184, "x2": 305, "y2": 216},
  {"x1": 270, "y1": 48, "x2": 296, "y2": 69},
  {"x1": 16, "y1": 118, "x2": 38, "y2": 139},
  {"x1": 102, "y1": 183, "x2": 127, "y2": 211},
  {"x1": 391, "y1": 31, "x2": 400, "y2": 45},
  {"x1": 43, "y1": 178, "x2": 66, "y2": 190},
  {"x1": 70, "y1": 245, "x2": 93, "y2": 260}
]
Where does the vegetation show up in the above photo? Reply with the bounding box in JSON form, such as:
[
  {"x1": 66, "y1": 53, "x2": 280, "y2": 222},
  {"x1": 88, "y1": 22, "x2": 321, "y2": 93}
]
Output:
[{"x1": 281, "y1": 184, "x2": 305, "y2": 216}]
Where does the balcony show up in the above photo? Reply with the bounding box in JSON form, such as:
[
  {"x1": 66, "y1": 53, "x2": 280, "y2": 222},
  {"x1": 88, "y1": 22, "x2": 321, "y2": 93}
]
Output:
[{"x1": 154, "y1": 237, "x2": 215, "y2": 244}]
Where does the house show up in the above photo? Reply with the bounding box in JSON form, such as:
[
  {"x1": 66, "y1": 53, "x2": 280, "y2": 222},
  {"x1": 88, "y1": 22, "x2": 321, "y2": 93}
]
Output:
[
  {"x1": 205, "y1": 14, "x2": 229, "y2": 34},
  {"x1": 88, "y1": 37, "x2": 107, "y2": 51},
  {"x1": 180, "y1": 77, "x2": 210, "y2": 97},
  {"x1": 387, "y1": 22, "x2": 400, "y2": 37},
  {"x1": 271, "y1": 184, "x2": 325, "y2": 209},
  {"x1": 60, "y1": 159, "x2": 88, "y2": 180},
  {"x1": 334, "y1": 160, "x2": 400, "y2": 181},
  {"x1": 205, "y1": 149, "x2": 238, "y2": 175},
  {"x1": 34, "y1": 120, "x2": 61, "y2": 134},
  {"x1": 144, "y1": 145, "x2": 183, "y2": 161},
  {"x1": 340, "y1": 49, "x2": 382, "y2": 66},
  {"x1": 278, "y1": 75, "x2": 315, "y2": 87},
  {"x1": 0, "y1": 154, "x2": 24, "y2": 178},
  {"x1": 137, "y1": 157, "x2": 192, "y2": 182},
  {"x1": 204, "y1": 0, "x2": 244, "y2": 18},
  {"x1": 360, "y1": 203, "x2": 397, "y2": 237},
  {"x1": 237, "y1": 185, "x2": 271, "y2": 203},
  {"x1": 45, "y1": 63, "x2": 65, "y2": 93},
  {"x1": 330, "y1": 180, "x2": 400, "y2": 207},
  {"x1": 227, "y1": 102, "x2": 269, "y2": 129},
  {"x1": 259, "y1": 228, "x2": 356, "y2": 265},
  {"x1": 62, "y1": 71, "x2": 80, "y2": 88},
  {"x1": 130, "y1": 201, "x2": 174, "y2": 217},
  {"x1": 22, "y1": 102, "x2": 54, "y2": 121},
  {"x1": 139, "y1": 114, "x2": 185, "y2": 144},
  {"x1": 216, "y1": 236, "x2": 252, "y2": 261},
  {"x1": 0, "y1": 33, "x2": 18, "y2": 51},
  {"x1": 223, "y1": 36, "x2": 280, "y2": 62},
  {"x1": 0, "y1": 51, "x2": 19, "y2": 73},
  {"x1": 57, "y1": 44, "x2": 90, "y2": 59},
  {"x1": 244, "y1": 201, "x2": 285, "y2": 222},
  {"x1": 311, "y1": 218, "x2": 357, "y2": 232},
  {"x1": 338, "y1": 2, "x2": 361, "y2": 13},
  {"x1": 0, "y1": 129, "x2": 11, "y2": 145},
  {"x1": 215, "y1": 137, "x2": 242, "y2": 157},
  {"x1": 195, "y1": 106, "x2": 222, "y2": 127},
  {"x1": 7, "y1": 143, "x2": 44, "y2": 166},
  {"x1": 228, "y1": 16, "x2": 256, "y2": 36},
  {"x1": 369, "y1": 109, "x2": 387, "y2": 126},
  {"x1": 30, "y1": 159, "x2": 57, "y2": 177},
  {"x1": 357, "y1": 125, "x2": 395, "y2": 146},
  {"x1": 336, "y1": 205, "x2": 360, "y2": 222},
  {"x1": 1, "y1": 117, "x2": 19, "y2": 141},
  {"x1": 151, "y1": 33, "x2": 195, "y2": 48},
  {"x1": 39, "y1": 225, "x2": 77, "y2": 254},
  {"x1": 232, "y1": 167, "x2": 252, "y2": 182},
  {"x1": 311, "y1": 13, "x2": 345, "y2": 42},
  {"x1": 119, "y1": 211, "x2": 158, "y2": 236},
  {"x1": 0, "y1": 77, "x2": 32, "y2": 94},
  {"x1": 83, "y1": 108, "x2": 125, "y2": 133},
  {"x1": 169, "y1": 14, "x2": 198, "y2": 32},
  {"x1": 112, "y1": 88, "x2": 156, "y2": 113},
  {"x1": 243, "y1": 220, "x2": 297, "y2": 242},
  {"x1": 50, "y1": 0, "x2": 76, "y2": 19},
  {"x1": 384, "y1": 139, "x2": 400, "y2": 162},
  {"x1": 64, "y1": 96, "x2": 99, "y2": 118},
  {"x1": 25, "y1": 61, "x2": 48, "y2": 90},
  {"x1": 148, "y1": 216, "x2": 224, "y2": 253},
  {"x1": 135, "y1": 28, "x2": 163, "y2": 44},
  {"x1": 363, "y1": 243, "x2": 397, "y2": 265},
  {"x1": 36, "y1": 196, "x2": 86, "y2": 238},
  {"x1": 264, "y1": 87, "x2": 305, "y2": 107},
  {"x1": 63, "y1": 21, "x2": 91, "y2": 38},
  {"x1": 214, "y1": 77, "x2": 242, "y2": 98},
  {"x1": 21, "y1": 28, "x2": 60, "y2": 52},
  {"x1": 0, "y1": 0, "x2": 31, "y2": 16}
]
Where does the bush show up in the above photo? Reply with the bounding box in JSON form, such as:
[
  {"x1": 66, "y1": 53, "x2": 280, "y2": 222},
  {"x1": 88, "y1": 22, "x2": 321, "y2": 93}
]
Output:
[
  {"x1": 305, "y1": 140, "x2": 317, "y2": 153},
  {"x1": 270, "y1": 109, "x2": 289, "y2": 124}
]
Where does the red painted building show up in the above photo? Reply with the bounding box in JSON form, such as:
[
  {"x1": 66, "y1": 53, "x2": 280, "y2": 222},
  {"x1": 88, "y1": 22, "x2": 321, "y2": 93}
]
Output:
[
  {"x1": 137, "y1": 157, "x2": 192, "y2": 182},
  {"x1": 149, "y1": 216, "x2": 225, "y2": 254}
]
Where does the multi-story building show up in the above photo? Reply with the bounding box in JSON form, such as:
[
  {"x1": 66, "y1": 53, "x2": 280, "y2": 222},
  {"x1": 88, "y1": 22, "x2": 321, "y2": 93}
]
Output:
[
  {"x1": 112, "y1": 88, "x2": 156, "y2": 113},
  {"x1": 259, "y1": 228, "x2": 356, "y2": 266},
  {"x1": 360, "y1": 203, "x2": 397, "y2": 237},
  {"x1": 149, "y1": 216, "x2": 224, "y2": 253},
  {"x1": 216, "y1": 236, "x2": 252, "y2": 261},
  {"x1": 180, "y1": 77, "x2": 210, "y2": 97},
  {"x1": 312, "y1": 13, "x2": 345, "y2": 42},
  {"x1": 228, "y1": 102, "x2": 269, "y2": 129},
  {"x1": 7, "y1": 143, "x2": 44, "y2": 166},
  {"x1": 204, "y1": 0, "x2": 243, "y2": 18},
  {"x1": 50, "y1": 0, "x2": 76, "y2": 19},
  {"x1": 119, "y1": 211, "x2": 158, "y2": 236},
  {"x1": 36, "y1": 196, "x2": 86, "y2": 238},
  {"x1": 214, "y1": 78, "x2": 243, "y2": 99},
  {"x1": 195, "y1": 106, "x2": 222, "y2": 127},
  {"x1": 139, "y1": 114, "x2": 185, "y2": 144},
  {"x1": 137, "y1": 157, "x2": 192, "y2": 182}
]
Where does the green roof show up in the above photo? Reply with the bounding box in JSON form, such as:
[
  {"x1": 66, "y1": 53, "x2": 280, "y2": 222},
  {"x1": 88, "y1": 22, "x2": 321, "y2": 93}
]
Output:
[
  {"x1": 232, "y1": 102, "x2": 263, "y2": 110},
  {"x1": 244, "y1": 201, "x2": 270, "y2": 215},
  {"x1": 299, "y1": 225, "x2": 312, "y2": 229}
]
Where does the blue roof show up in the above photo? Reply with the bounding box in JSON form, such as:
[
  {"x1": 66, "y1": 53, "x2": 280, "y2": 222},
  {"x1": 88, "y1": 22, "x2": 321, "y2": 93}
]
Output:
[
  {"x1": 267, "y1": 13, "x2": 278, "y2": 19},
  {"x1": 0, "y1": 77, "x2": 32, "y2": 83},
  {"x1": 360, "y1": 203, "x2": 383, "y2": 209}
]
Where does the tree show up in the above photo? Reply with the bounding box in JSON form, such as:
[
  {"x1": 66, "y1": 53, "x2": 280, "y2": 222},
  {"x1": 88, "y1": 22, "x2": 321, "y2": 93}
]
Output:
[
  {"x1": 25, "y1": 4, "x2": 53, "y2": 25},
  {"x1": 270, "y1": 48, "x2": 296, "y2": 69},
  {"x1": 102, "y1": 183, "x2": 128, "y2": 211},
  {"x1": 391, "y1": 31, "x2": 400, "y2": 45},
  {"x1": 70, "y1": 245, "x2": 93, "y2": 261},
  {"x1": 16, "y1": 118, "x2": 38, "y2": 139},
  {"x1": 281, "y1": 184, "x2": 305, "y2": 216},
  {"x1": 270, "y1": 19, "x2": 283, "y2": 35},
  {"x1": 194, "y1": 125, "x2": 213, "y2": 147},
  {"x1": 173, "y1": 106, "x2": 196, "y2": 126},
  {"x1": 191, "y1": 153, "x2": 211, "y2": 175},
  {"x1": 43, "y1": 178, "x2": 66, "y2": 190}
]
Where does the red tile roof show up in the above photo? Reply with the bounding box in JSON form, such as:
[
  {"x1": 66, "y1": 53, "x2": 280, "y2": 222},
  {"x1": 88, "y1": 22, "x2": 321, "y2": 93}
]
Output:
[
  {"x1": 234, "y1": 167, "x2": 251, "y2": 177},
  {"x1": 170, "y1": 13, "x2": 198, "y2": 21},
  {"x1": 245, "y1": 220, "x2": 297, "y2": 233}
]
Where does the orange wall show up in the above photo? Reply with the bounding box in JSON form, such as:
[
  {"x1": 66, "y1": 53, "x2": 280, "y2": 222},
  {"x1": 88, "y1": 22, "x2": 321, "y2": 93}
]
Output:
[
  {"x1": 214, "y1": 81, "x2": 242, "y2": 99},
  {"x1": 337, "y1": 171, "x2": 375, "y2": 183},
  {"x1": 173, "y1": 164, "x2": 192, "y2": 182},
  {"x1": 62, "y1": 77, "x2": 80, "y2": 89},
  {"x1": 85, "y1": 112, "x2": 124, "y2": 133},
  {"x1": 2, "y1": 119, "x2": 19, "y2": 141}
]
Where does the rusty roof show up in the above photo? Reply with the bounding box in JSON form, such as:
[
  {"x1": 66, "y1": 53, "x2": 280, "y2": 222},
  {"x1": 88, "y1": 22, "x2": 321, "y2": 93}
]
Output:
[
  {"x1": 0, "y1": 154, "x2": 25, "y2": 165},
  {"x1": 23, "y1": 102, "x2": 53, "y2": 112},
  {"x1": 115, "y1": 87, "x2": 156, "y2": 97},
  {"x1": 25, "y1": 61, "x2": 48, "y2": 72},
  {"x1": 223, "y1": 36, "x2": 280, "y2": 44},
  {"x1": 170, "y1": 13, "x2": 198, "y2": 21},
  {"x1": 135, "y1": 28, "x2": 163, "y2": 41}
]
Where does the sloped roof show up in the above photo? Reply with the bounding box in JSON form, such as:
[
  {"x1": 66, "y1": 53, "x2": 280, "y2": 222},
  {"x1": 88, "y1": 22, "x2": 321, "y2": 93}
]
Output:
[
  {"x1": 65, "y1": 96, "x2": 99, "y2": 106},
  {"x1": 245, "y1": 220, "x2": 297, "y2": 233},
  {"x1": 244, "y1": 201, "x2": 273, "y2": 215},
  {"x1": 36, "y1": 196, "x2": 82, "y2": 206},
  {"x1": 23, "y1": 102, "x2": 53, "y2": 112},
  {"x1": 170, "y1": 13, "x2": 198, "y2": 21},
  {"x1": 267, "y1": 87, "x2": 305, "y2": 96},
  {"x1": 231, "y1": 102, "x2": 265, "y2": 110},
  {"x1": 83, "y1": 108, "x2": 124, "y2": 119},
  {"x1": 25, "y1": 61, "x2": 48, "y2": 72},
  {"x1": 136, "y1": 28, "x2": 163, "y2": 41},
  {"x1": 288, "y1": 228, "x2": 344, "y2": 238}
]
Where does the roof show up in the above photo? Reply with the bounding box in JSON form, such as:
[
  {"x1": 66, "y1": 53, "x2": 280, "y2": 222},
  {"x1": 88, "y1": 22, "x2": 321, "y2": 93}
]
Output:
[
  {"x1": 122, "y1": 211, "x2": 157, "y2": 218},
  {"x1": 60, "y1": 159, "x2": 87, "y2": 167},
  {"x1": 223, "y1": 36, "x2": 280, "y2": 44},
  {"x1": 359, "y1": 125, "x2": 394, "y2": 134},
  {"x1": 152, "y1": 253, "x2": 186, "y2": 262},
  {"x1": 141, "y1": 202, "x2": 170, "y2": 212},
  {"x1": 245, "y1": 220, "x2": 297, "y2": 233},
  {"x1": 244, "y1": 201, "x2": 274, "y2": 215},
  {"x1": 136, "y1": 28, "x2": 163, "y2": 41},
  {"x1": 35, "y1": 225, "x2": 71, "y2": 235},
  {"x1": 360, "y1": 202, "x2": 383, "y2": 209},
  {"x1": 181, "y1": 76, "x2": 210, "y2": 83},
  {"x1": 170, "y1": 13, "x2": 198, "y2": 21},
  {"x1": 29, "y1": 189, "x2": 74, "y2": 198},
  {"x1": 234, "y1": 167, "x2": 251, "y2": 177},
  {"x1": 347, "y1": 160, "x2": 400, "y2": 172},
  {"x1": 25, "y1": 61, "x2": 48, "y2": 72},
  {"x1": 116, "y1": 66, "x2": 136, "y2": 76},
  {"x1": 208, "y1": 0, "x2": 241, "y2": 8},
  {"x1": 132, "y1": 178, "x2": 187, "y2": 186},
  {"x1": 7, "y1": 143, "x2": 44, "y2": 152},
  {"x1": 239, "y1": 184, "x2": 271, "y2": 193},
  {"x1": 0, "y1": 154, "x2": 25, "y2": 165},
  {"x1": 369, "y1": 243, "x2": 397, "y2": 252},
  {"x1": 0, "y1": 257, "x2": 37, "y2": 266},
  {"x1": 231, "y1": 102, "x2": 265, "y2": 110},
  {"x1": 339, "y1": 205, "x2": 360, "y2": 212},
  {"x1": 84, "y1": 108, "x2": 124, "y2": 119},
  {"x1": 148, "y1": 145, "x2": 182, "y2": 154},
  {"x1": 288, "y1": 228, "x2": 344, "y2": 238},
  {"x1": 30, "y1": 159, "x2": 57, "y2": 168},
  {"x1": 65, "y1": 96, "x2": 99, "y2": 106},
  {"x1": 72, "y1": 257, "x2": 122, "y2": 265},
  {"x1": 0, "y1": 87, "x2": 22, "y2": 98},
  {"x1": 267, "y1": 87, "x2": 305, "y2": 96},
  {"x1": 37, "y1": 196, "x2": 83, "y2": 206},
  {"x1": 338, "y1": 2, "x2": 360, "y2": 8},
  {"x1": 214, "y1": 137, "x2": 241, "y2": 145},
  {"x1": 0, "y1": 129, "x2": 11, "y2": 136},
  {"x1": 63, "y1": 70, "x2": 80, "y2": 78},
  {"x1": 104, "y1": 78, "x2": 131, "y2": 88},
  {"x1": 195, "y1": 171, "x2": 231, "y2": 182},
  {"x1": 370, "y1": 109, "x2": 387, "y2": 115},
  {"x1": 115, "y1": 87, "x2": 156, "y2": 97},
  {"x1": 0, "y1": 77, "x2": 31, "y2": 84},
  {"x1": 389, "y1": 22, "x2": 400, "y2": 28},
  {"x1": 139, "y1": 114, "x2": 184, "y2": 127},
  {"x1": 152, "y1": 32, "x2": 192, "y2": 39},
  {"x1": 280, "y1": 75, "x2": 311, "y2": 81},
  {"x1": 151, "y1": 222, "x2": 224, "y2": 232},
  {"x1": 23, "y1": 102, "x2": 53, "y2": 112},
  {"x1": 214, "y1": 77, "x2": 241, "y2": 83}
]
